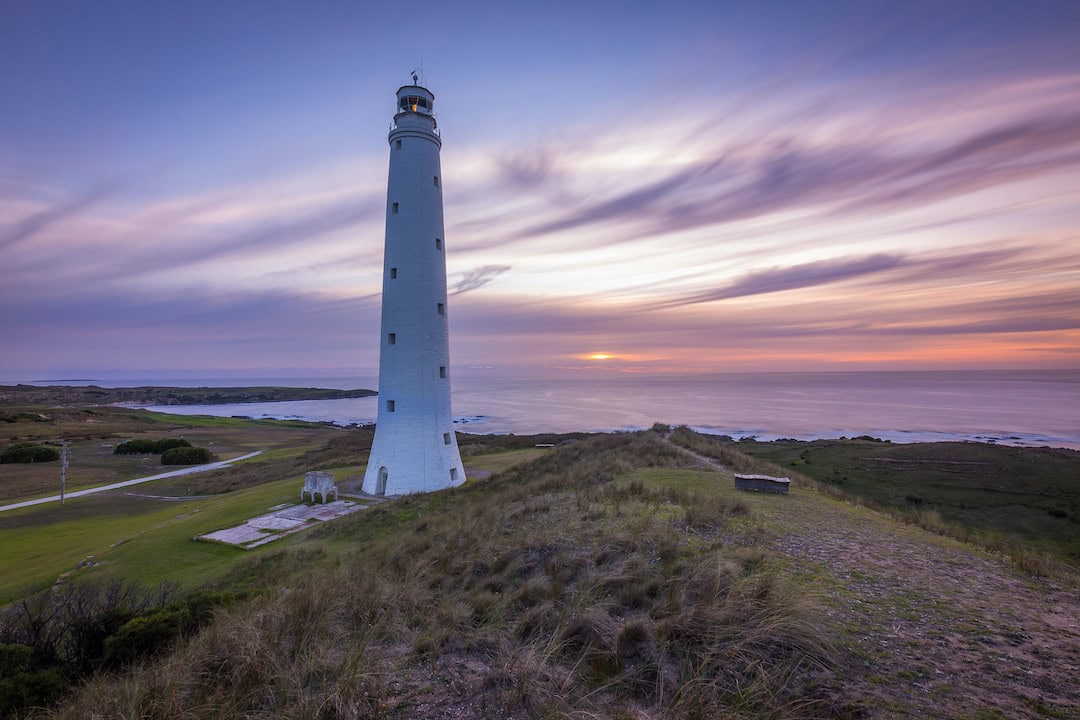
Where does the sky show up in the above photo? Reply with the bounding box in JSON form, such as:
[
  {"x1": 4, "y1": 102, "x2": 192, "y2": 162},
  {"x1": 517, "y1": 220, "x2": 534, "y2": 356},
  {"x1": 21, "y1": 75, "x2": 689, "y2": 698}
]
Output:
[{"x1": 2, "y1": 0, "x2": 1079, "y2": 380}]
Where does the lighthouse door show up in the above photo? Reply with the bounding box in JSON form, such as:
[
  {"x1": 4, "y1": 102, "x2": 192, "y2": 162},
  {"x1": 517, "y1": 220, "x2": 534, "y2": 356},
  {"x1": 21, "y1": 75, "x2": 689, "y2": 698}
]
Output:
[{"x1": 376, "y1": 467, "x2": 388, "y2": 496}]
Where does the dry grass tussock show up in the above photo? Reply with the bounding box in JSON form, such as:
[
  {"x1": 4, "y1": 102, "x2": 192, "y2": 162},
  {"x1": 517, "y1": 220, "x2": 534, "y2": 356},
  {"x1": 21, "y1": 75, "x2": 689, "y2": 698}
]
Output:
[{"x1": 41, "y1": 432, "x2": 841, "y2": 719}]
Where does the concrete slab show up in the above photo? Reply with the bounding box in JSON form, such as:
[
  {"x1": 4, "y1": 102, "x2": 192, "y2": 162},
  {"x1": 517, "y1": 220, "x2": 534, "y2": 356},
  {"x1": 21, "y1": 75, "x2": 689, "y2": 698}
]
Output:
[
  {"x1": 201, "y1": 525, "x2": 269, "y2": 545},
  {"x1": 196, "y1": 500, "x2": 364, "y2": 549},
  {"x1": 248, "y1": 515, "x2": 304, "y2": 531}
]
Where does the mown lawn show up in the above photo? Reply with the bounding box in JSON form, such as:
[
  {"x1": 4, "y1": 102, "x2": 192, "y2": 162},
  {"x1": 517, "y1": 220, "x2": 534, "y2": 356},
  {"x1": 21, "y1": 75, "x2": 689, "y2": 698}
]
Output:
[
  {"x1": 0, "y1": 474, "x2": 307, "y2": 602},
  {"x1": 0, "y1": 444, "x2": 551, "y2": 605}
]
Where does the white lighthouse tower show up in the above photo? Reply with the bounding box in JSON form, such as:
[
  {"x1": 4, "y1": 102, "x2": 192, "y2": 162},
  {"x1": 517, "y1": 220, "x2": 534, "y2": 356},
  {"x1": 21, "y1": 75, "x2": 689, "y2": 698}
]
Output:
[{"x1": 362, "y1": 79, "x2": 466, "y2": 496}]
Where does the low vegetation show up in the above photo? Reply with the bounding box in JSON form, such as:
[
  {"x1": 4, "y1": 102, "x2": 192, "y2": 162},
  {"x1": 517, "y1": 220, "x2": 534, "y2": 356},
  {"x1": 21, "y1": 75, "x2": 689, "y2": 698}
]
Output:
[
  {"x1": 36, "y1": 432, "x2": 846, "y2": 719},
  {"x1": 160, "y1": 446, "x2": 216, "y2": 465},
  {"x1": 113, "y1": 438, "x2": 192, "y2": 455},
  {"x1": 669, "y1": 426, "x2": 1080, "y2": 571},
  {"x1": 0, "y1": 580, "x2": 239, "y2": 717},
  {"x1": 0, "y1": 445, "x2": 59, "y2": 464}
]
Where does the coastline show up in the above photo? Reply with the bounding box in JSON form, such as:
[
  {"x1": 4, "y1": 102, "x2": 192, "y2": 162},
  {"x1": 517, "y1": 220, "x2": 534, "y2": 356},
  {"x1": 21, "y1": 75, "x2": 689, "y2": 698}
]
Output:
[
  {"x1": 7, "y1": 370, "x2": 1077, "y2": 451},
  {"x1": 131, "y1": 399, "x2": 1080, "y2": 451}
]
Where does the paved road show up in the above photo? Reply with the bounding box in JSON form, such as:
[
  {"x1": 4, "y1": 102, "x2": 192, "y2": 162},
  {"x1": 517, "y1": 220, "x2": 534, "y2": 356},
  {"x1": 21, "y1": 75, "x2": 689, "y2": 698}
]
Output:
[{"x1": 0, "y1": 450, "x2": 265, "y2": 513}]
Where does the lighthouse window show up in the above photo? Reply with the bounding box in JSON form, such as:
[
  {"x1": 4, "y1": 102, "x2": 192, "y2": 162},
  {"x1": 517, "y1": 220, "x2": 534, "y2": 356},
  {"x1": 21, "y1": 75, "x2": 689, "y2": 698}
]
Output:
[
  {"x1": 390, "y1": 267, "x2": 397, "y2": 279},
  {"x1": 443, "y1": 433, "x2": 451, "y2": 445},
  {"x1": 435, "y1": 238, "x2": 442, "y2": 250},
  {"x1": 433, "y1": 176, "x2": 439, "y2": 187},
  {"x1": 386, "y1": 400, "x2": 395, "y2": 412},
  {"x1": 399, "y1": 96, "x2": 429, "y2": 111},
  {"x1": 396, "y1": 139, "x2": 402, "y2": 150},
  {"x1": 392, "y1": 202, "x2": 398, "y2": 214},
  {"x1": 437, "y1": 303, "x2": 444, "y2": 315},
  {"x1": 439, "y1": 366, "x2": 446, "y2": 378},
  {"x1": 388, "y1": 333, "x2": 396, "y2": 345}
]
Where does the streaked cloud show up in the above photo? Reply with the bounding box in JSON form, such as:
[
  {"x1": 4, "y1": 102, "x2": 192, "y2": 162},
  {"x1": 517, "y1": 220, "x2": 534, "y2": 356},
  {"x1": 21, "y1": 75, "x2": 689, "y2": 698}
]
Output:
[
  {"x1": 451, "y1": 265, "x2": 512, "y2": 295},
  {"x1": 0, "y1": 185, "x2": 114, "y2": 250},
  {"x1": 2, "y1": 2, "x2": 1079, "y2": 376},
  {"x1": 657, "y1": 254, "x2": 905, "y2": 306}
]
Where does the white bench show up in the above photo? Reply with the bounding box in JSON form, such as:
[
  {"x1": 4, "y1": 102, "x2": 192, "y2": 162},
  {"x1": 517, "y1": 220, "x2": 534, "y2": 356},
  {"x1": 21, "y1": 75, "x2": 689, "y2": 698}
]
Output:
[{"x1": 301, "y1": 471, "x2": 338, "y2": 503}]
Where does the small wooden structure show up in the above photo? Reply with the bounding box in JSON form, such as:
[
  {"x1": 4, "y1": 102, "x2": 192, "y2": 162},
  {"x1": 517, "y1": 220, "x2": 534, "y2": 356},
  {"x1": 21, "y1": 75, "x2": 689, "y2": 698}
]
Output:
[
  {"x1": 301, "y1": 471, "x2": 338, "y2": 503},
  {"x1": 734, "y1": 473, "x2": 790, "y2": 494}
]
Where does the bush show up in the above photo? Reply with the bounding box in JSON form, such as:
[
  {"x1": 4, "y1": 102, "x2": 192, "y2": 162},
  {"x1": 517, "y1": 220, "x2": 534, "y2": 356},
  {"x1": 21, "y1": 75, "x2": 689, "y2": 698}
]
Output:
[
  {"x1": 103, "y1": 608, "x2": 192, "y2": 666},
  {"x1": 114, "y1": 439, "x2": 155, "y2": 454},
  {"x1": 114, "y1": 438, "x2": 192, "y2": 455},
  {"x1": 0, "y1": 443, "x2": 60, "y2": 463},
  {"x1": 0, "y1": 643, "x2": 64, "y2": 717},
  {"x1": 0, "y1": 581, "x2": 239, "y2": 713},
  {"x1": 0, "y1": 412, "x2": 47, "y2": 424},
  {"x1": 161, "y1": 446, "x2": 215, "y2": 465}
]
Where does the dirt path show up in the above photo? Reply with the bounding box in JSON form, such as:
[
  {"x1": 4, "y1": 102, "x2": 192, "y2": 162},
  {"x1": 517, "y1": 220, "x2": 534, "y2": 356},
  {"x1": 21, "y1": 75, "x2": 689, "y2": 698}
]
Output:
[{"x1": 666, "y1": 439, "x2": 1080, "y2": 719}]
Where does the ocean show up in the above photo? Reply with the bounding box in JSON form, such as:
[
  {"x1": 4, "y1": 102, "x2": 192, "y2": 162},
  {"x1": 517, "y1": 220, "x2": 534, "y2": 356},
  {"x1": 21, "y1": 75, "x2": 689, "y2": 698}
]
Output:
[{"x1": 16, "y1": 370, "x2": 1080, "y2": 450}]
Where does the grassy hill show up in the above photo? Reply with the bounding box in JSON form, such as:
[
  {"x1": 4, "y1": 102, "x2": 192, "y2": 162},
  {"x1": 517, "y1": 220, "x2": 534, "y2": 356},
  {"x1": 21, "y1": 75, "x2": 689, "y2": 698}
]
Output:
[
  {"x1": 726, "y1": 435, "x2": 1080, "y2": 565},
  {"x1": 11, "y1": 429, "x2": 1077, "y2": 720}
]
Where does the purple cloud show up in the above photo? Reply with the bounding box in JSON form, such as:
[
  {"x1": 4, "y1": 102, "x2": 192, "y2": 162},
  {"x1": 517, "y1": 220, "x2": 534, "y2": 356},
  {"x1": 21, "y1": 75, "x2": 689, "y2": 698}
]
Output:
[
  {"x1": 451, "y1": 264, "x2": 512, "y2": 295},
  {"x1": 660, "y1": 254, "x2": 905, "y2": 306},
  {"x1": 0, "y1": 185, "x2": 114, "y2": 249}
]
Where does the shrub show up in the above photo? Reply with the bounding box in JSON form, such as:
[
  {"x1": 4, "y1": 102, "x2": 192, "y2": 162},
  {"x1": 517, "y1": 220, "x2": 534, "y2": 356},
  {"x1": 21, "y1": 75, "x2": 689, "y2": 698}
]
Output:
[
  {"x1": 0, "y1": 643, "x2": 64, "y2": 717},
  {"x1": 0, "y1": 443, "x2": 60, "y2": 463},
  {"x1": 153, "y1": 438, "x2": 193, "y2": 453},
  {"x1": 161, "y1": 446, "x2": 215, "y2": 465},
  {"x1": 103, "y1": 608, "x2": 192, "y2": 666},
  {"x1": 114, "y1": 439, "x2": 157, "y2": 455},
  {"x1": 0, "y1": 412, "x2": 47, "y2": 424},
  {"x1": 114, "y1": 438, "x2": 192, "y2": 455}
]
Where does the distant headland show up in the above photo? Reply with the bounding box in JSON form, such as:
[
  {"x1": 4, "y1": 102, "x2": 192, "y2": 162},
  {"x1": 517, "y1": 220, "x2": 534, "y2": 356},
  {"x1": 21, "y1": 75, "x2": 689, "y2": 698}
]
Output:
[{"x1": 0, "y1": 384, "x2": 377, "y2": 406}]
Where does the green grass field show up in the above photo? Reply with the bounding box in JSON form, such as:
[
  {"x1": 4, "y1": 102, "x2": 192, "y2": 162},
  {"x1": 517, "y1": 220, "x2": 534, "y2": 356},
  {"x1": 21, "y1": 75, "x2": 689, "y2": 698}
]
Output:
[
  {"x1": 0, "y1": 442, "x2": 546, "y2": 605},
  {"x1": 0, "y1": 473, "x2": 306, "y2": 602},
  {"x1": 0, "y1": 406, "x2": 346, "y2": 501}
]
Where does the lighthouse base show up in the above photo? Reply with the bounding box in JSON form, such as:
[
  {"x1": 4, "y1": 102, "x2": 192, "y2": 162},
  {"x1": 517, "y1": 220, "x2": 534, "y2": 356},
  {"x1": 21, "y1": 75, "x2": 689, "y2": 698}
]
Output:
[{"x1": 361, "y1": 429, "x2": 466, "y2": 496}]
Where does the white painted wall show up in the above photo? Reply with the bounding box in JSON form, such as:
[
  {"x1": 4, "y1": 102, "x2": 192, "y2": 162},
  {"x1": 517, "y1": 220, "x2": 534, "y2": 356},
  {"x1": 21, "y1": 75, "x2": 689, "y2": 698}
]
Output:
[{"x1": 362, "y1": 85, "x2": 466, "y2": 496}]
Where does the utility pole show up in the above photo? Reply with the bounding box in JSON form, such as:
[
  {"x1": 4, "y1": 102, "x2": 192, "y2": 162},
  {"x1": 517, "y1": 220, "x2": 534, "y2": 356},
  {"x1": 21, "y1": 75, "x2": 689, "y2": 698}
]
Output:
[{"x1": 60, "y1": 441, "x2": 69, "y2": 505}]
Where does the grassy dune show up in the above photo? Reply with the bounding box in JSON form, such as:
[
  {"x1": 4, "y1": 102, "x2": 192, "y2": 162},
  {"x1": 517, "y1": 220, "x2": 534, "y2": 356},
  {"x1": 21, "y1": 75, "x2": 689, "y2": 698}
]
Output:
[
  {"x1": 27, "y1": 429, "x2": 1080, "y2": 719},
  {"x1": 669, "y1": 427, "x2": 1080, "y2": 569},
  {"x1": 46, "y1": 432, "x2": 840, "y2": 719}
]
